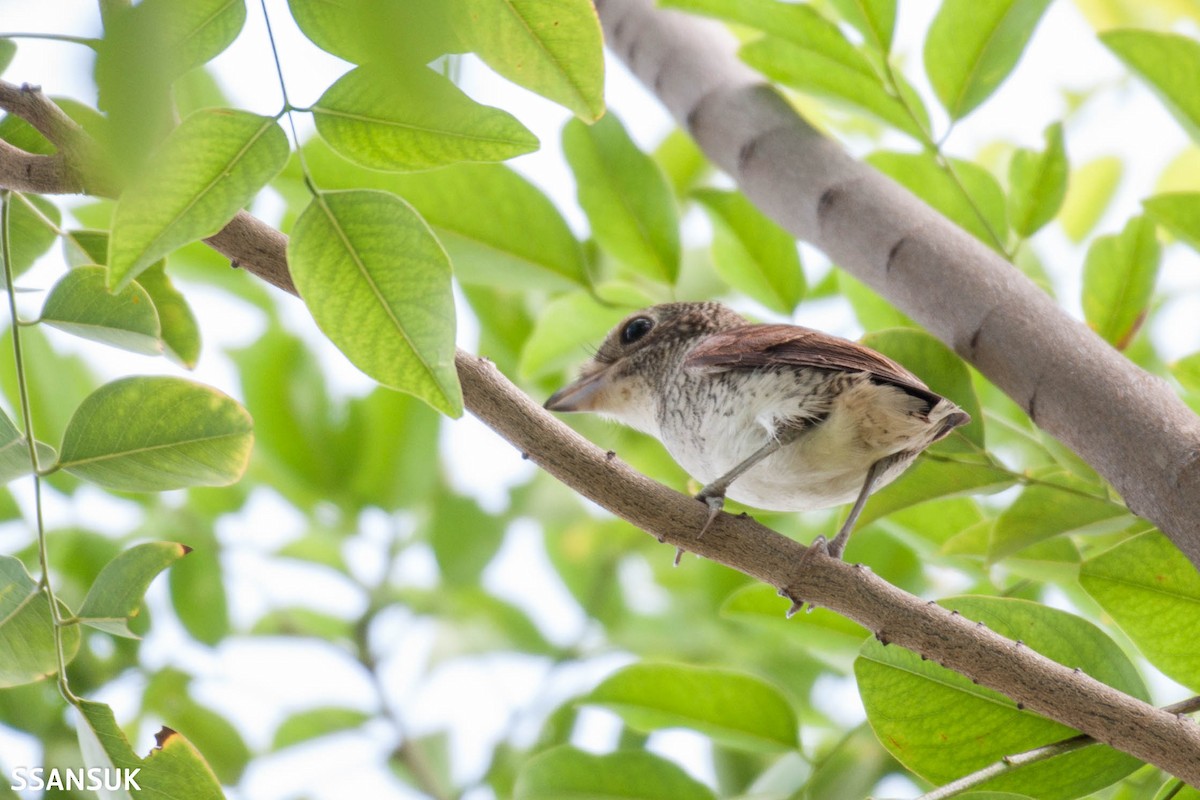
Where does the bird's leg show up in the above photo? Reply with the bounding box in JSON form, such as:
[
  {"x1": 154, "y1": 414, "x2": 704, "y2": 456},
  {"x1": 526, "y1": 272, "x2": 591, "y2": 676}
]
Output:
[
  {"x1": 810, "y1": 451, "x2": 907, "y2": 560},
  {"x1": 693, "y1": 425, "x2": 805, "y2": 540},
  {"x1": 788, "y1": 453, "x2": 907, "y2": 611}
]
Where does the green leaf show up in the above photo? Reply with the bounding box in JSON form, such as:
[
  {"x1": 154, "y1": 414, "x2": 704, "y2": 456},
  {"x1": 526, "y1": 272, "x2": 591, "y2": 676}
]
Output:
[
  {"x1": 141, "y1": 667, "x2": 250, "y2": 784},
  {"x1": 0, "y1": 40, "x2": 15, "y2": 76},
  {"x1": 400, "y1": 586, "x2": 554, "y2": 656},
  {"x1": 77, "y1": 699, "x2": 225, "y2": 800},
  {"x1": 76, "y1": 701, "x2": 139, "y2": 800},
  {"x1": 693, "y1": 188, "x2": 804, "y2": 314},
  {"x1": 77, "y1": 542, "x2": 189, "y2": 638},
  {"x1": 61, "y1": 234, "x2": 198, "y2": 364},
  {"x1": 388, "y1": 164, "x2": 587, "y2": 290},
  {"x1": 288, "y1": 190, "x2": 461, "y2": 415},
  {"x1": 519, "y1": 283, "x2": 655, "y2": 380},
  {"x1": 0, "y1": 407, "x2": 54, "y2": 484},
  {"x1": 1081, "y1": 215, "x2": 1160, "y2": 349},
  {"x1": 654, "y1": 128, "x2": 709, "y2": 198},
  {"x1": 838, "y1": 271, "x2": 915, "y2": 330},
  {"x1": 136, "y1": 263, "x2": 202, "y2": 368},
  {"x1": 859, "y1": 456, "x2": 1016, "y2": 528},
  {"x1": 0, "y1": 555, "x2": 81, "y2": 687},
  {"x1": 740, "y1": 34, "x2": 928, "y2": 141},
  {"x1": 989, "y1": 473, "x2": 1130, "y2": 560},
  {"x1": 585, "y1": 662, "x2": 798, "y2": 751},
  {"x1": 562, "y1": 115, "x2": 680, "y2": 283},
  {"x1": 1060, "y1": 156, "x2": 1122, "y2": 243},
  {"x1": 1173, "y1": 350, "x2": 1200, "y2": 395},
  {"x1": 112, "y1": 0, "x2": 245, "y2": 82},
  {"x1": 827, "y1": 0, "x2": 896, "y2": 53},
  {"x1": 273, "y1": 707, "x2": 371, "y2": 750},
  {"x1": 1102, "y1": 29, "x2": 1200, "y2": 141},
  {"x1": 93, "y1": 0, "x2": 243, "y2": 176},
  {"x1": 168, "y1": 532, "x2": 229, "y2": 646},
  {"x1": 345, "y1": 387, "x2": 442, "y2": 509},
  {"x1": 1080, "y1": 531, "x2": 1200, "y2": 691},
  {"x1": 251, "y1": 607, "x2": 355, "y2": 639},
  {"x1": 40, "y1": 266, "x2": 163, "y2": 356},
  {"x1": 457, "y1": 0, "x2": 605, "y2": 121},
  {"x1": 57, "y1": 376, "x2": 254, "y2": 491},
  {"x1": 430, "y1": 490, "x2": 506, "y2": 586},
  {"x1": 313, "y1": 65, "x2": 538, "y2": 172},
  {"x1": 924, "y1": 0, "x2": 1054, "y2": 119},
  {"x1": 867, "y1": 151, "x2": 1007, "y2": 248},
  {"x1": 1157, "y1": 145, "x2": 1200, "y2": 194},
  {"x1": 1009, "y1": 122, "x2": 1068, "y2": 237},
  {"x1": 289, "y1": 140, "x2": 587, "y2": 289},
  {"x1": 7, "y1": 193, "x2": 62, "y2": 277},
  {"x1": 664, "y1": 0, "x2": 920, "y2": 136},
  {"x1": 0, "y1": 326, "x2": 96, "y2": 449},
  {"x1": 63, "y1": 229, "x2": 111, "y2": 267},
  {"x1": 857, "y1": 596, "x2": 1145, "y2": 798},
  {"x1": 514, "y1": 746, "x2": 717, "y2": 800},
  {"x1": 288, "y1": 0, "x2": 459, "y2": 66},
  {"x1": 108, "y1": 108, "x2": 290, "y2": 290},
  {"x1": 230, "y1": 328, "x2": 349, "y2": 506},
  {"x1": 1144, "y1": 192, "x2": 1200, "y2": 253},
  {"x1": 721, "y1": 583, "x2": 869, "y2": 671}
]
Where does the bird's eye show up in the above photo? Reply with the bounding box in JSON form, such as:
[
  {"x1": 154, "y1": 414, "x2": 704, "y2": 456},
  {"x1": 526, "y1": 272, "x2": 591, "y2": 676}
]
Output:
[{"x1": 620, "y1": 317, "x2": 654, "y2": 345}]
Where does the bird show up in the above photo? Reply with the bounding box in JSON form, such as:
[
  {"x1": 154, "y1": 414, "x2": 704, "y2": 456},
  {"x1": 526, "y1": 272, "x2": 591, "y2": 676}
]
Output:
[{"x1": 544, "y1": 302, "x2": 970, "y2": 561}]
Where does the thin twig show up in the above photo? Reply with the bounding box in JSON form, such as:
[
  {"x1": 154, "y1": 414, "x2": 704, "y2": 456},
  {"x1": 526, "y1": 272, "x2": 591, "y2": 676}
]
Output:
[{"x1": 917, "y1": 695, "x2": 1200, "y2": 800}]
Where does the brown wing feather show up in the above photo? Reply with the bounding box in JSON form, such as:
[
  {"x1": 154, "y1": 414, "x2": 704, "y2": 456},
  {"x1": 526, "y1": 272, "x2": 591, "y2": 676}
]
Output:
[{"x1": 684, "y1": 324, "x2": 943, "y2": 405}]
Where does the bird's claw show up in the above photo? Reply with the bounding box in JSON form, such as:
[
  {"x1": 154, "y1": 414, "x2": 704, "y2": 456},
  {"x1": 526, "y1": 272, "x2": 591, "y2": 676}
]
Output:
[
  {"x1": 695, "y1": 491, "x2": 725, "y2": 539},
  {"x1": 787, "y1": 534, "x2": 847, "y2": 615}
]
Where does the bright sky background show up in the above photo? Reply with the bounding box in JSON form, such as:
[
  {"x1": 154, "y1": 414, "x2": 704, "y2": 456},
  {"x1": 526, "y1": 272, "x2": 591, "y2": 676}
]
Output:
[{"x1": 1, "y1": 1, "x2": 1198, "y2": 798}]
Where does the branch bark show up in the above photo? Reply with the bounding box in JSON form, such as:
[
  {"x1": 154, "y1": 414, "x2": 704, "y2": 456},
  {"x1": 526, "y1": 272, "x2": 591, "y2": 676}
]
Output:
[
  {"x1": 591, "y1": 0, "x2": 1200, "y2": 568},
  {"x1": 2, "y1": 75, "x2": 1200, "y2": 781}
]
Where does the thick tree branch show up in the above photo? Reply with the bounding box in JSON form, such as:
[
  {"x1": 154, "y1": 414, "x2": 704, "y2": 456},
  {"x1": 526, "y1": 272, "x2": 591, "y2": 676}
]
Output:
[
  {"x1": 3, "y1": 78, "x2": 1200, "y2": 783},
  {"x1": 591, "y1": 0, "x2": 1200, "y2": 568}
]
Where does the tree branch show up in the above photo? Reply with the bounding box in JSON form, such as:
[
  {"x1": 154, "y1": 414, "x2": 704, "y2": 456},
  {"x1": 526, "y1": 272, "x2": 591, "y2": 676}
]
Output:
[
  {"x1": 0, "y1": 82, "x2": 85, "y2": 150},
  {"x1": 0, "y1": 82, "x2": 112, "y2": 197},
  {"x1": 591, "y1": 0, "x2": 1200, "y2": 568},
  {"x1": 3, "y1": 77, "x2": 1200, "y2": 783},
  {"x1": 0, "y1": 139, "x2": 78, "y2": 194}
]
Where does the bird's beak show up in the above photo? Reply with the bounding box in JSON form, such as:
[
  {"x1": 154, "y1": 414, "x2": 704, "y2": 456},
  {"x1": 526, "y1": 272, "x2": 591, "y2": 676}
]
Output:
[{"x1": 545, "y1": 366, "x2": 611, "y2": 412}]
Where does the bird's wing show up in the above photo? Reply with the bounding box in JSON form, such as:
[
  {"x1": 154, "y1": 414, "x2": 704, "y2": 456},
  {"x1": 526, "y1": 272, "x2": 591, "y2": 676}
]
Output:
[{"x1": 684, "y1": 324, "x2": 943, "y2": 406}]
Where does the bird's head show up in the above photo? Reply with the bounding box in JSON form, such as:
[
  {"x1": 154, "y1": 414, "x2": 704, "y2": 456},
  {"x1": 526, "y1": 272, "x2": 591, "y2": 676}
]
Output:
[{"x1": 544, "y1": 302, "x2": 745, "y2": 432}]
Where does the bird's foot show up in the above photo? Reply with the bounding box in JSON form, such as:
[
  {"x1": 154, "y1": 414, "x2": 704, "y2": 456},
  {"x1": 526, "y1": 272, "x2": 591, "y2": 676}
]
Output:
[
  {"x1": 672, "y1": 491, "x2": 725, "y2": 567},
  {"x1": 787, "y1": 533, "x2": 849, "y2": 615},
  {"x1": 807, "y1": 532, "x2": 848, "y2": 561}
]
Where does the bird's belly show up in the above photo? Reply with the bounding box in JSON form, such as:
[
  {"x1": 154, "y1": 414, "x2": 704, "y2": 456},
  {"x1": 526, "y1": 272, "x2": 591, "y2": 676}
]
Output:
[
  {"x1": 662, "y1": 378, "x2": 930, "y2": 512},
  {"x1": 725, "y1": 443, "x2": 910, "y2": 511}
]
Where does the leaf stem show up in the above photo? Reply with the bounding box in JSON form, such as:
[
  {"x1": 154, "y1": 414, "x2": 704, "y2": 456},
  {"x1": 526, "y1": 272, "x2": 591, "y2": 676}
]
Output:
[
  {"x1": 258, "y1": 0, "x2": 315, "y2": 196},
  {"x1": 874, "y1": 57, "x2": 1008, "y2": 254},
  {"x1": 1, "y1": 189, "x2": 78, "y2": 704},
  {"x1": 0, "y1": 33, "x2": 100, "y2": 48}
]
